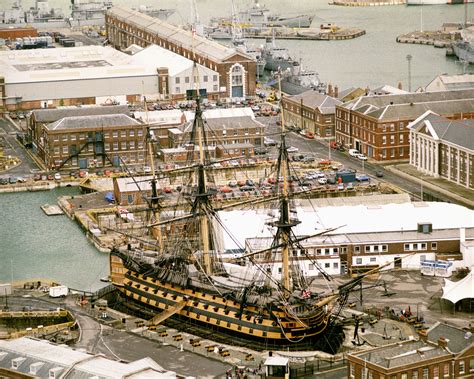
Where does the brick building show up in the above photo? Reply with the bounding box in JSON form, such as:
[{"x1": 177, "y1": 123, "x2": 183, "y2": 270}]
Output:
[
  {"x1": 28, "y1": 106, "x2": 148, "y2": 170},
  {"x1": 105, "y1": 6, "x2": 257, "y2": 99},
  {"x1": 162, "y1": 107, "x2": 264, "y2": 162},
  {"x1": 281, "y1": 90, "x2": 342, "y2": 138},
  {"x1": 408, "y1": 111, "x2": 474, "y2": 190},
  {"x1": 335, "y1": 89, "x2": 474, "y2": 162},
  {"x1": 347, "y1": 322, "x2": 474, "y2": 379}
]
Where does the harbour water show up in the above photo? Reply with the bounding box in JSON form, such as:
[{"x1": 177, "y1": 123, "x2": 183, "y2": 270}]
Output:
[
  {"x1": 0, "y1": 188, "x2": 108, "y2": 292},
  {"x1": 1, "y1": 0, "x2": 472, "y2": 89}
]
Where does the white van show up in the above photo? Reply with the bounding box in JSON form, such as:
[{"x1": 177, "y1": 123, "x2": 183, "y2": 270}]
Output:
[{"x1": 348, "y1": 149, "x2": 360, "y2": 157}]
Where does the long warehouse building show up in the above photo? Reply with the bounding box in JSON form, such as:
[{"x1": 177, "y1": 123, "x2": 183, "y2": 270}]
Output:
[
  {"x1": 105, "y1": 6, "x2": 257, "y2": 99},
  {"x1": 0, "y1": 44, "x2": 220, "y2": 111}
]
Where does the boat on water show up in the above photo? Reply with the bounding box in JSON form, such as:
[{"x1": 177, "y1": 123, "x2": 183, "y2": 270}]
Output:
[
  {"x1": 452, "y1": 27, "x2": 474, "y2": 63},
  {"x1": 108, "y1": 69, "x2": 397, "y2": 352},
  {"x1": 263, "y1": 35, "x2": 296, "y2": 72},
  {"x1": 276, "y1": 61, "x2": 326, "y2": 95},
  {"x1": 0, "y1": 0, "x2": 174, "y2": 29},
  {"x1": 211, "y1": 0, "x2": 314, "y2": 29}
]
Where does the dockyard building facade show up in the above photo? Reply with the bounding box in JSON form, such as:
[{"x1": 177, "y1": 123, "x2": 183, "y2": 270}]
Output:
[
  {"x1": 335, "y1": 89, "x2": 474, "y2": 162},
  {"x1": 281, "y1": 90, "x2": 342, "y2": 138},
  {"x1": 105, "y1": 7, "x2": 257, "y2": 99},
  {"x1": 0, "y1": 44, "x2": 219, "y2": 110},
  {"x1": 221, "y1": 199, "x2": 474, "y2": 278},
  {"x1": 408, "y1": 111, "x2": 474, "y2": 190},
  {"x1": 163, "y1": 107, "x2": 264, "y2": 162},
  {"x1": 29, "y1": 106, "x2": 148, "y2": 170}
]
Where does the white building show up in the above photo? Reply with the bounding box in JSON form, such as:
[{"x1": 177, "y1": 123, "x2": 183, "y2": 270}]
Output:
[
  {"x1": 408, "y1": 110, "x2": 474, "y2": 190},
  {"x1": 0, "y1": 44, "x2": 219, "y2": 110},
  {"x1": 218, "y1": 200, "x2": 474, "y2": 277},
  {"x1": 423, "y1": 74, "x2": 474, "y2": 92},
  {"x1": 0, "y1": 337, "x2": 177, "y2": 378}
]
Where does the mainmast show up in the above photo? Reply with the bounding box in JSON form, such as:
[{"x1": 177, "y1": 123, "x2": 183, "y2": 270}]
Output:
[
  {"x1": 189, "y1": 61, "x2": 213, "y2": 276},
  {"x1": 275, "y1": 74, "x2": 299, "y2": 296}
]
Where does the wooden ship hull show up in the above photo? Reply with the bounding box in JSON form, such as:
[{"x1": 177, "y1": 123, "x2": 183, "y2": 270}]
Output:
[{"x1": 110, "y1": 254, "x2": 343, "y2": 352}]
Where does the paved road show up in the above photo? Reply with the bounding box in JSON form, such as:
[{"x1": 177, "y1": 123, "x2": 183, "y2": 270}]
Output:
[
  {"x1": 0, "y1": 118, "x2": 41, "y2": 179},
  {"x1": 259, "y1": 117, "x2": 454, "y2": 203}
]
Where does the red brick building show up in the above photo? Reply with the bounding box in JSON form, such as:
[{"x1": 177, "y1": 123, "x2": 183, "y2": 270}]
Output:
[
  {"x1": 335, "y1": 89, "x2": 474, "y2": 162},
  {"x1": 105, "y1": 7, "x2": 257, "y2": 99}
]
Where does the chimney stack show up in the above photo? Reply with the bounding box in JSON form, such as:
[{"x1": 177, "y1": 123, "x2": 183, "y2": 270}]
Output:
[
  {"x1": 438, "y1": 336, "x2": 448, "y2": 349},
  {"x1": 418, "y1": 329, "x2": 428, "y2": 342},
  {"x1": 334, "y1": 85, "x2": 339, "y2": 98},
  {"x1": 327, "y1": 83, "x2": 334, "y2": 97},
  {"x1": 398, "y1": 81, "x2": 403, "y2": 90}
]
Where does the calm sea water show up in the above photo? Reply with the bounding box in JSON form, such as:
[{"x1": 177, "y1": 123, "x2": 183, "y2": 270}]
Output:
[
  {"x1": 0, "y1": 188, "x2": 108, "y2": 292},
  {"x1": 2, "y1": 0, "x2": 470, "y2": 89}
]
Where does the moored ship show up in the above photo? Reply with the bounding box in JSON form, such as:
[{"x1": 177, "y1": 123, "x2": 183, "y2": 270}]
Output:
[
  {"x1": 452, "y1": 28, "x2": 474, "y2": 63},
  {"x1": 263, "y1": 35, "x2": 296, "y2": 72},
  {"x1": 278, "y1": 61, "x2": 327, "y2": 95},
  {"x1": 108, "y1": 75, "x2": 392, "y2": 352}
]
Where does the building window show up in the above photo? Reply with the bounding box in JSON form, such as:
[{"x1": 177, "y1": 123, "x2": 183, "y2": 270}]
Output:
[
  {"x1": 356, "y1": 258, "x2": 362, "y2": 265},
  {"x1": 113, "y1": 142, "x2": 118, "y2": 151},
  {"x1": 382, "y1": 245, "x2": 387, "y2": 252},
  {"x1": 433, "y1": 366, "x2": 439, "y2": 379},
  {"x1": 325, "y1": 263, "x2": 330, "y2": 268},
  {"x1": 309, "y1": 264, "x2": 314, "y2": 270},
  {"x1": 404, "y1": 244, "x2": 410, "y2": 251},
  {"x1": 105, "y1": 143, "x2": 110, "y2": 151},
  {"x1": 370, "y1": 257, "x2": 376, "y2": 263},
  {"x1": 470, "y1": 358, "x2": 474, "y2": 371},
  {"x1": 130, "y1": 141, "x2": 135, "y2": 149},
  {"x1": 399, "y1": 134, "x2": 404, "y2": 143},
  {"x1": 401, "y1": 374, "x2": 407, "y2": 379},
  {"x1": 121, "y1": 130, "x2": 126, "y2": 138},
  {"x1": 459, "y1": 361, "x2": 465, "y2": 374},
  {"x1": 137, "y1": 130, "x2": 143, "y2": 137},
  {"x1": 203, "y1": 75, "x2": 208, "y2": 82},
  {"x1": 185, "y1": 76, "x2": 190, "y2": 83},
  {"x1": 365, "y1": 246, "x2": 370, "y2": 253},
  {"x1": 421, "y1": 243, "x2": 427, "y2": 250},
  {"x1": 62, "y1": 146, "x2": 68, "y2": 154},
  {"x1": 175, "y1": 77, "x2": 180, "y2": 84},
  {"x1": 130, "y1": 130, "x2": 135, "y2": 137},
  {"x1": 213, "y1": 85, "x2": 218, "y2": 92},
  {"x1": 354, "y1": 246, "x2": 360, "y2": 253},
  {"x1": 213, "y1": 75, "x2": 218, "y2": 82},
  {"x1": 333, "y1": 262, "x2": 338, "y2": 269},
  {"x1": 443, "y1": 364, "x2": 449, "y2": 376},
  {"x1": 422, "y1": 368, "x2": 428, "y2": 379},
  {"x1": 176, "y1": 87, "x2": 180, "y2": 93},
  {"x1": 431, "y1": 242, "x2": 437, "y2": 250},
  {"x1": 349, "y1": 364, "x2": 355, "y2": 378},
  {"x1": 231, "y1": 65, "x2": 243, "y2": 86},
  {"x1": 412, "y1": 371, "x2": 418, "y2": 379}
]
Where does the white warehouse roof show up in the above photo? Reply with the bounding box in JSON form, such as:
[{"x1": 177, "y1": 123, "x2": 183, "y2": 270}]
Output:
[
  {"x1": 218, "y1": 201, "x2": 474, "y2": 251},
  {"x1": 0, "y1": 44, "x2": 216, "y2": 84}
]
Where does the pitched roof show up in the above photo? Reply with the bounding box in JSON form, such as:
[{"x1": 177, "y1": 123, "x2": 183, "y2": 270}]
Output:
[
  {"x1": 353, "y1": 340, "x2": 449, "y2": 369},
  {"x1": 427, "y1": 322, "x2": 474, "y2": 354},
  {"x1": 288, "y1": 90, "x2": 342, "y2": 114},
  {"x1": 46, "y1": 114, "x2": 141, "y2": 130},
  {"x1": 107, "y1": 7, "x2": 253, "y2": 63},
  {"x1": 408, "y1": 111, "x2": 474, "y2": 151},
  {"x1": 341, "y1": 89, "x2": 474, "y2": 119},
  {"x1": 33, "y1": 105, "x2": 130, "y2": 123}
]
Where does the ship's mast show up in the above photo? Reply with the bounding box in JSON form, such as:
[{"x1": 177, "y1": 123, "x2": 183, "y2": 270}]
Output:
[
  {"x1": 276, "y1": 74, "x2": 296, "y2": 295},
  {"x1": 190, "y1": 59, "x2": 212, "y2": 275}
]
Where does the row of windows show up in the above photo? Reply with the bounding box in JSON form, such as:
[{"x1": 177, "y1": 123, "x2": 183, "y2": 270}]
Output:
[
  {"x1": 175, "y1": 75, "x2": 218, "y2": 84},
  {"x1": 350, "y1": 358, "x2": 472, "y2": 379},
  {"x1": 52, "y1": 129, "x2": 144, "y2": 142},
  {"x1": 404, "y1": 242, "x2": 437, "y2": 251}
]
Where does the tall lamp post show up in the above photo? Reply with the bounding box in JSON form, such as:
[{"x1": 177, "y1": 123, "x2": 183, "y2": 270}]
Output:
[{"x1": 406, "y1": 54, "x2": 413, "y2": 92}]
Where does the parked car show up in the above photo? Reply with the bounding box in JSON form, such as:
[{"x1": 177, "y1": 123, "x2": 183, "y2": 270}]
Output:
[
  {"x1": 337, "y1": 183, "x2": 344, "y2": 190},
  {"x1": 264, "y1": 138, "x2": 277, "y2": 147},
  {"x1": 356, "y1": 174, "x2": 370, "y2": 182},
  {"x1": 348, "y1": 149, "x2": 360, "y2": 157},
  {"x1": 318, "y1": 177, "x2": 328, "y2": 185},
  {"x1": 376, "y1": 170, "x2": 384, "y2": 178},
  {"x1": 33, "y1": 173, "x2": 41, "y2": 181},
  {"x1": 246, "y1": 179, "x2": 254, "y2": 187},
  {"x1": 54, "y1": 172, "x2": 61, "y2": 181},
  {"x1": 287, "y1": 146, "x2": 299, "y2": 153},
  {"x1": 0, "y1": 177, "x2": 9, "y2": 185},
  {"x1": 327, "y1": 177, "x2": 337, "y2": 185},
  {"x1": 357, "y1": 154, "x2": 368, "y2": 161},
  {"x1": 228, "y1": 180, "x2": 238, "y2": 187},
  {"x1": 347, "y1": 182, "x2": 354, "y2": 190}
]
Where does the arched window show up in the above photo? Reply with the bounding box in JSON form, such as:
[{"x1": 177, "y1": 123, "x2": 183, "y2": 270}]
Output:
[{"x1": 231, "y1": 65, "x2": 243, "y2": 86}]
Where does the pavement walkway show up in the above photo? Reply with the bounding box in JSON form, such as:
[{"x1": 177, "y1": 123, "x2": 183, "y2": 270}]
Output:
[{"x1": 387, "y1": 163, "x2": 474, "y2": 209}]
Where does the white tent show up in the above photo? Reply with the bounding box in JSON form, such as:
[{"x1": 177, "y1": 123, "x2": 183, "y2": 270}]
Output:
[{"x1": 441, "y1": 268, "x2": 474, "y2": 304}]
